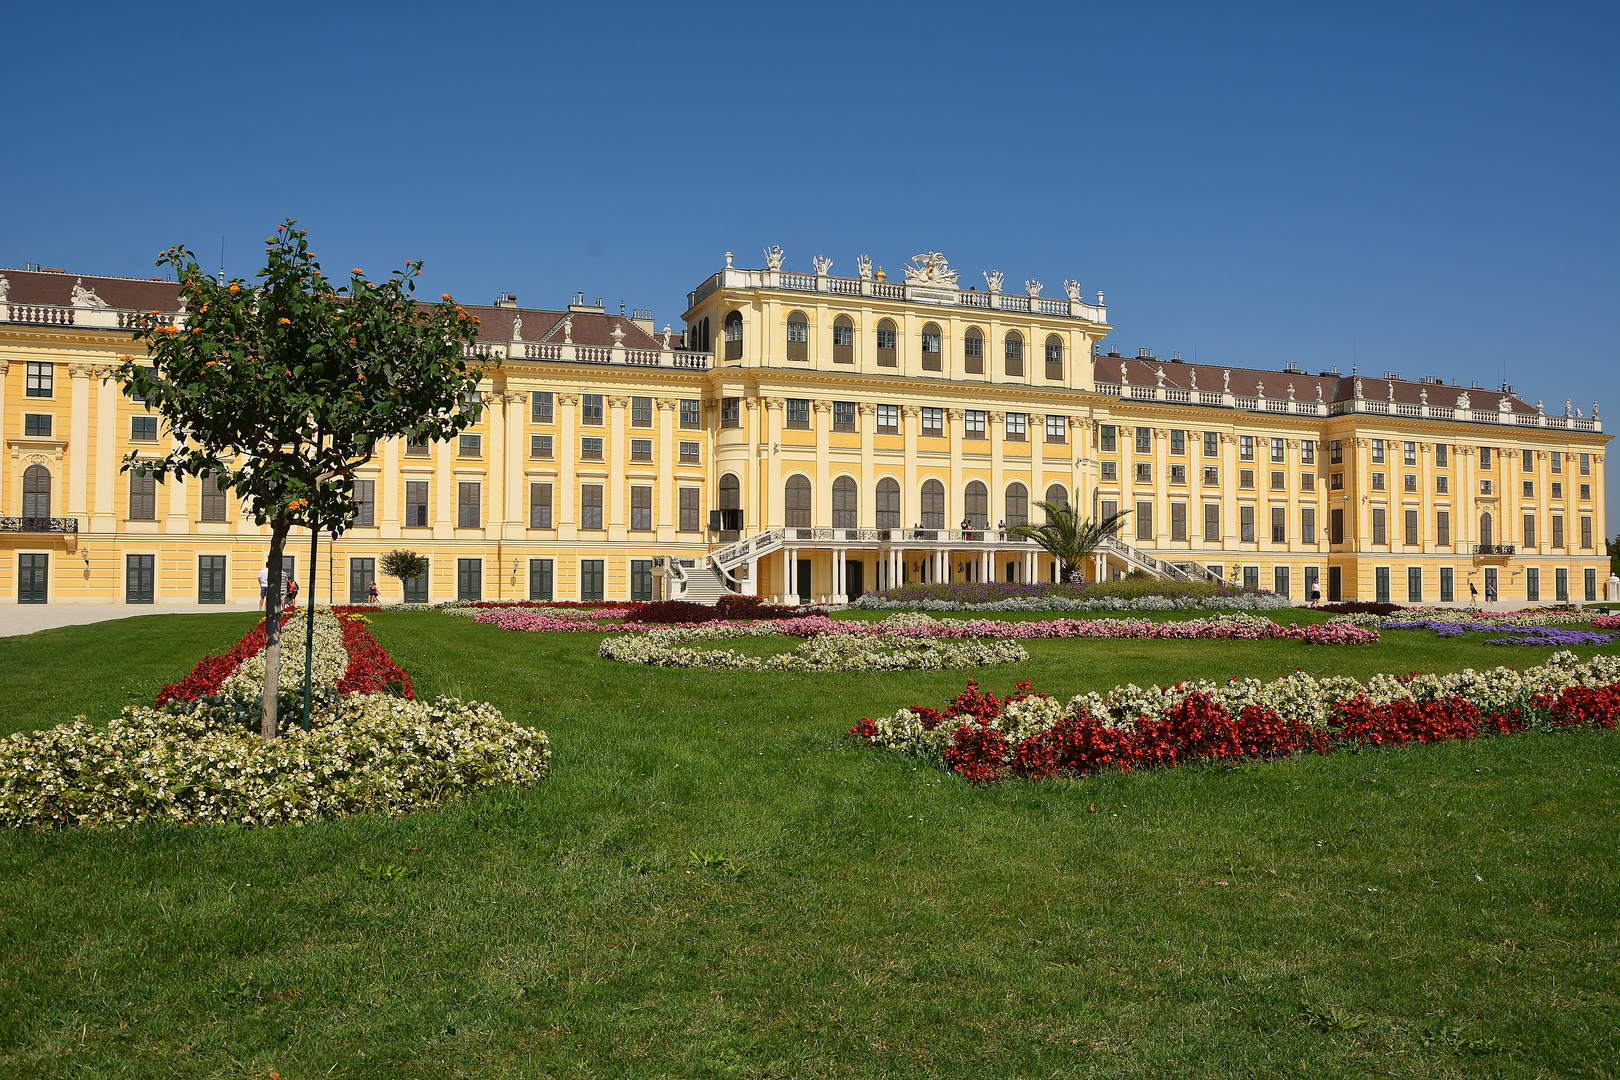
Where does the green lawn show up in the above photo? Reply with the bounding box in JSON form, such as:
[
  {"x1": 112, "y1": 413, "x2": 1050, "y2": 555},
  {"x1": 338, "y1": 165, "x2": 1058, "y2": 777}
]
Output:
[{"x1": 0, "y1": 610, "x2": 1616, "y2": 1079}]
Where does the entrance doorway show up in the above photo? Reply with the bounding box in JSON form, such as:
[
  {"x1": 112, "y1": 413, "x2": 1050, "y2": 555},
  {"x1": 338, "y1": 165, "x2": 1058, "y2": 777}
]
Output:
[
  {"x1": 18, "y1": 554, "x2": 48, "y2": 604},
  {"x1": 796, "y1": 559, "x2": 812, "y2": 604},
  {"x1": 844, "y1": 559, "x2": 863, "y2": 600}
]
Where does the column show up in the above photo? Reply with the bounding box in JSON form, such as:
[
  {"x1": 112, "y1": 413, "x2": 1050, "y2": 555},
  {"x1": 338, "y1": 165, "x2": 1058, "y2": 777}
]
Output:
[
  {"x1": 656, "y1": 398, "x2": 678, "y2": 540},
  {"x1": 833, "y1": 548, "x2": 846, "y2": 604},
  {"x1": 93, "y1": 367, "x2": 118, "y2": 532},
  {"x1": 68, "y1": 364, "x2": 93, "y2": 518},
  {"x1": 557, "y1": 393, "x2": 578, "y2": 539},
  {"x1": 607, "y1": 396, "x2": 628, "y2": 541}
]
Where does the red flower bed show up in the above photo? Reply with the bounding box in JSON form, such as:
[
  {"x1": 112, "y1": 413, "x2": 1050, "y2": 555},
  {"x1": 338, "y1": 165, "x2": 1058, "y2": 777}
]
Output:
[
  {"x1": 333, "y1": 612, "x2": 414, "y2": 698},
  {"x1": 154, "y1": 614, "x2": 289, "y2": 706}
]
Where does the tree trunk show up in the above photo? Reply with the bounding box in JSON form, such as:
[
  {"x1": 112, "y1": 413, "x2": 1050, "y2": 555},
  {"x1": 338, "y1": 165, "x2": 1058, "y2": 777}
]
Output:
[{"x1": 261, "y1": 523, "x2": 289, "y2": 742}]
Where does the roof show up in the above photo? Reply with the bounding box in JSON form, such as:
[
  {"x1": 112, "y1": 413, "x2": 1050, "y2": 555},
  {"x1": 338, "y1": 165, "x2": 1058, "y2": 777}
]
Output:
[
  {"x1": 0, "y1": 267, "x2": 184, "y2": 312},
  {"x1": 457, "y1": 303, "x2": 680, "y2": 351}
]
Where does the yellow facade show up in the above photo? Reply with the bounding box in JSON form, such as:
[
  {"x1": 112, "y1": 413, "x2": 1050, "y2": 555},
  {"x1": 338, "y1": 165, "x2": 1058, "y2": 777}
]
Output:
[{"x1": 0, "y1": 257, "x2": 1610, "y2": 608}]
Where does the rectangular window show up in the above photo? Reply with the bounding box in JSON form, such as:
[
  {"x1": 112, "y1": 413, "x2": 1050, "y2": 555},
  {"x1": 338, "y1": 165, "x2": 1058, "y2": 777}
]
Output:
[
  {"x1": 833, "y1": 322, "x2": 855, "y2": 355},
  {"x1": 1436, "y1": 443, "x2": 1449, "y2": 466},
  {"x1": 833, "y1": 401, "x2": 856, "y2": 432},
  {"x1": 1170, "y1": 502, "x2": 1187, "y2": 541},
  {"x1": 1203, "y1": 431, "x2": 1219, "y2": 457},
  {"x1": 1552, "y1": 481, "x2": 1563, "y2": 498},
  {"x1": 680, "y1": 399, "x2": 702, "y2": 429},
  {"x1": 1274, "y1": 566, "x2": 1290, "y2": 598},
  {"x1": 1170, "y1": 429, "x2": 1186, "y2": 455},
  {"x1": 406, "y1": 481, "x2": 429, "y2": 527},
  {"x1": 1244, "y1": 566, "x2": 1260, "y2": 591},
  {"x1": 25, "y1": 361, "x2": 53, "y2": 397},
  {"x1": 1522, "y1": 514, "x2": 1535, "y2": 548},
  {"x1": 1404, "y1": 473, "x2": 1417, "y2": 493},
  {"x1": 1270, "y1": 470, "x2": 1286, "y2": 491},
  {"x1": 1271, "y1": 506, "x2": 1286, "y2": 543},
  {"x1": 1526, "y1": 567, "x2": 1540, "y2": 602},
  {"x1": 1239, "y1": 469, "x2": 1254, "y2": 489},
  {"x1": 402, "y1": 558, "x2": 429, "y2": 603},
  {"x1": 1403, "y1": 441, "x2": 1417, "y2": 465},
  {"x1": 964, "y1": 410, "x2": 986, "y2": 439},
  {"x1": 1479, "y1": 446, "x2": 1492, "y2": 469},
  {"x1": 532, "y1": 392, "x2": 553, "y2": 423},
  {"x1": 1135, "y1": 501, "x2": 1153, "y2": 541},
  {"x1": 530, "y1": 482, "x2": 553, "y2": 528},
  {"x1": 1203, "y1": 466, "x2": 1219, "y2": 485},
  {"x1": 580, "y1": 560, "x2": 605, "y2": 602},
  {"x1": 1371, "y1": 439, "x2": 1385, "y2": 464},
  {"x1": 457, "y1": 558, "x2": 481, "y2": 602},
  {"x1": 1239, "y1": 436, "x2": 1254, "y2": 461},
  {"x1": 1169, "y1": 464, "x2": 1186, "y2": 484},
  {"x1": 921, "y1": 407, "x2": 944, "y2": 436},
  {"x1": 1135, "y1": 463, "x2": 1152, "y2": 483},
  {"x1": 1440, "y1": 566, "x2": 1454, "y2": 603},
  {"x1": 1551, "y1": 452, "x2": 1562, "y2": 474},
  {"x1": 1407, "y1": 566, "x2": 1422, "y2": 603},
  {"x1": 1585, "y1": 567, "x2": 1598, "y2": 602},
  {"x1": 1580, "y1": 483, "x2": 1591, "y2": 501},
  {"x1": 1331, "y1": 508, "x2": 1345, "y2": 544},
  {"x1": 631, "y1": 486, "x2": 652, "y2": 531},
  {"x1": 1372, "y1": 472, "x2": 1385, "y2": 491},
  {"x1": 631, "y1": 559, "x2": 654, "y2": 603},
  {"x1": 1240, "y1": 506, "x2": 1255, "y2": 543},
  {"x1": 127, "y1": 367, "x2": 152, "y2": 404},
  {"x1": 199, "y1": 555, "x2": 227, "y2": 604},
  {"x1": 529, "y1": 558, "x2": 554, "y2": 602},
  {"x1": 346, "y1": 557, "x2": 375, "y2": 605},
  {"x1": 1375, "y1": 566, "x2": 1390, "y2": 604},
  {"x1": 1480, "y1": 479, "x2": 1492, "y2": 496},
  {"x1": 630, "y1": 438, "x2": 653, "y2": 462},
  {"x1": 1204, "y1": 503, "x2": 1220, "y2": 541},
  {"x1": 1522, "y1": 448, "x2": 1534, "y2": 471},
  {"x1": 1435, "y1": 475, "x2": 1448, "y2": 493},
  {"x1": 1330, "y1": 471, "x2": 1343, "y2": 490},
  {"x1": 1372, "y1": 508, "x2": 1387, "y2": 545},
  {"x1": 581, "y1": 437, "x2": 604, "y2": 460},
  {"x1": 351, "y1": 479, "x2": 373, "y2": 527},
  {"x1": 129, "y1": 471, "x2": 156, "y2": 521},
  {"x1": 131, "y1": 415, "x2": 158, "y2": 442},
  {"x1": 1301, "y1": 440, "x2": 1315, "y2": 464},
  {"x1": 1580, "y1": 452, "x2": 1590, "y2": 475},
  {"x1": 1329, "y1": 440, "x2": 1343, "y2": 464},
  {"x1": 1404, "y1": 509, "x2": 1419, "y2": 546},
  {"x1": 1101, "y1": 461, "x2": 1118, "y2": 481},
  {"x1": 1301, "y1": 471, "x2": 1315, "y2": 491},
  {"x1": 458, "y1": 433, "x2": 481, "y2": 457},
  {"x1": 679, "y1": 487, "x2": 701, "y2": 532},
  {"x1": 1302, "y1": 507, "x2": 1316, "y2": 543},
  {"x1": 876, "y1": 326, "x2": 897, "y2": 351},
  {"x1": 1099, "y1": 425, "x2": 1116, "y2": 452},
  {"x1": 876, "y1": 404, "x2": 900, "y2": 434},
  {"x1": 1136, "y1": 427, "x2": 1152, "y2": 453},
  {"x1": 1271, "y1": 437, "x2": 1285, "y2": 463},
  {"x1": 405, "y1": 437, "x2": 429, "y2": 457},
  {"x1": 631, "y1": 396, "x2": 653, "y2": 427},
  {"x1": 1437, "y1": 510, "x2": 1450, "y2": 547},
  {"x1": 1046, "y1": 415, "x2": 1067, "y2": 443},
  {"x1": 581, "y1": 484, "x2": 603, "y2": 530},
  {"x1": 1005, "y1": 412, "x2": 1027, "y2": 441},
  {"x1": 721, "y1": 398, "x2": 741, "y2": 428},
  {"x1": 1581, "y1": 515, "x2": 1593, "y2": 549},
  {"x1": 531, "y1": 434, "x2": 553, "y2": 459},
  {"x1": 23, "y1": 414, "x2": 51, "y2": 437},
  {"x1": 457, "y1": 482, "x2": 480, "y2": 528},
  {"x1": 679, "y1": 440, "x2": 700, "y2": 464},
  {"x1": 581, "y1": 393, "x2": 604, "y2": 425},
  {"x1": 1555, "y1": 568, "x2": 1568, "y2": 603}
]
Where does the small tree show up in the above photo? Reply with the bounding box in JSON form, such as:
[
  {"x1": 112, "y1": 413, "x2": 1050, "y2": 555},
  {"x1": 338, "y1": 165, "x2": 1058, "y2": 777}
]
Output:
[
  {"x1": 1007, "y1": 501, "x2": 1130, "y2": 584},
  {"x1": 1611, "y1": 534, "x2": 1620, "y2": 580},
  {"x1": 381, "y1": 550, "x2": 430, "y2": 601},
  {"x1": 118, "y1": 222, "x2": 488, "y2": 740}
]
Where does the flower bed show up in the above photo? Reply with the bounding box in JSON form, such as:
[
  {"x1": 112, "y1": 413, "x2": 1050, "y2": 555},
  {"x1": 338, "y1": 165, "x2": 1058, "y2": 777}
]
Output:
[
  {"x1": 598, "y1": 624, "x2": 1029, "y2": 672},
  {"x1": 1591, "y1": 615, "x2": 1620, "y2": 630},
  {"x1": 1329, "y1": 606, "x2": 1593, "y2": 629},
  {"x1": 850, "y1": 652, "x2": 1620, "y2": 785},
  {"x1": 851, "y1": 588, "x2": 1295, "y2": 613},
  {"x1": 1378, "y1": 619, "x2": 1612, "y2": 647}
]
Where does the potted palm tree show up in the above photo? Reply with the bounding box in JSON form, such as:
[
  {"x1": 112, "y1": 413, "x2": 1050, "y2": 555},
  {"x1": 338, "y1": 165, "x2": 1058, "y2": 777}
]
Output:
[{"x1": 1008, "y1": 502, "x2": 1130, "y2": 584}]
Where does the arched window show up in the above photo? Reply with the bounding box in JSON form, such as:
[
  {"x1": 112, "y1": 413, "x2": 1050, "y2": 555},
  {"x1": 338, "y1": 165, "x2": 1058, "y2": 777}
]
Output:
[
  {"x1": 964, "y1": 480, "x2": 988, "y2": 529},
  {"x1": 1480, "y1": 512, "x2": 1493, "y2": 548},
  {"x1": 963, "y1": 327, "x2": 985, "y2": 375},
  {"x1": 1005, "y1": 482, "x2": 1028, "y2": 527},
  {"x1": 1045, "y1": 483, "x2": 1069, "y2": 509},
  {"x1": 832, "y1": 476, "x2": 858, "y2": 530},
  {"x1": 1004, "y1": 331, "x2": 1024, "y2": 377},
  {"x1": 921, "y1": 322, "x2": 942, "y2": 371},
  {"x1": 833, "y1": 314, "x2": 855, "y2": 364},
  {"x1": 876, "y1": 318, "x2": 898, "y2": 367},
  {"x1": 785, "y1": 474, "x2": 812, "y2": 529},
  {"x1": 1044, "y1": 334, "x2": 1064, "y2": 381},
  {"x1": 920, "y1": 479, "x2": 946, "y2": 530},
  {"x1": 22, "y1": 464, "x2": 50, "y2": 521},
  {"x1": 719, "y1": 472, "x2": 741, "y2": 532},
  {"x1": 875, "y1": 477, "x2": 901, "y2": 529},
  {"x1": 786, "y1": 310, "x2": 809, "y2": 362},
  {"x1": 723, "y1": 311, "x2": 743, "y2": 361}
]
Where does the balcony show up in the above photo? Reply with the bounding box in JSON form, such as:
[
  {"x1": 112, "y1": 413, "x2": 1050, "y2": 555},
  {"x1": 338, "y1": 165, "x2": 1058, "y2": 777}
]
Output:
[
  {"x1": 0, "y1": 517, "x2": 79, "y2": 534},
  {"x1": 1473, "y1": 543, "x2": 1516, "y2": 557}
]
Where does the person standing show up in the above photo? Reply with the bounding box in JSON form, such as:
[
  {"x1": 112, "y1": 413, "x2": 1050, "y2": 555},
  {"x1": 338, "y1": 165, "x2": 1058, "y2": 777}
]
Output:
[
  {"x1": 284, "y1": 577, "x2": 299, "y2": 610},
  {"x1": 367, "y1": 578, "x2": 379, "y2": 605},
  {"x1": 1469, "y1": 579, "x2": 1479, "y2": 605},
  {"x1": 259, "y1": 564, "x2": 270, "y2": 613},
  {"x1": 1310, "y1": 578, "x2": 1322, "y2": 608}
]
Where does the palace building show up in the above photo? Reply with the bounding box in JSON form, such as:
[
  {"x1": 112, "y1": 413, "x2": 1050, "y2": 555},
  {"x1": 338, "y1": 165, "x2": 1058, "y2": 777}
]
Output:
[{"x1": 0, "y1": 252, "x2": 1610, "y2": 608}]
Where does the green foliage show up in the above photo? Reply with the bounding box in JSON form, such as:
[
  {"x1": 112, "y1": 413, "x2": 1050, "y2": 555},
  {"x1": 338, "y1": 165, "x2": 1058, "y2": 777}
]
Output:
[
  {"x1": 1611, "y1": 533, "x2": 1619, "y2": 578},
  {"x1": 1006, "y1": 501, "x2": 1129, "y2": 582},
  {"x1": 380, "y1": 549, "x2": 429, "y2": 584}
]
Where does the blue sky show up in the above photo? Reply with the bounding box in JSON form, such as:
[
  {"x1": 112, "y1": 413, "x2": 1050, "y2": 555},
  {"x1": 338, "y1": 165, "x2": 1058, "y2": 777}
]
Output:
[{"x1": 5, "y1": 2, "x2": 1617, "y2": 524}]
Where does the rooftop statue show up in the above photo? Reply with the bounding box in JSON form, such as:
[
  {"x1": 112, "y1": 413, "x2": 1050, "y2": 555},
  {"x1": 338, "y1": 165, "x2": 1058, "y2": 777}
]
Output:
[
  {"x1": 71, "y1": 278, "x2": 109, "y2": 308},
  {"x1": 0, "y1": 274, "x2": 9, "y2": 302},
  {"x1": 903, "y1": 252, "x2": 959, "y2": 288},
  {"x1": 763, "y1": 246, "x2": 784, "y2": 272},
  {"x1": 856, "y1": 255, "x2": 872, "y2": 280},
  {"x1": 983, "y1": 269, "x2": 1004, "y2": 292},
  {"x1": 1025, "y1": 279, "x2": 1043, "y2": 297},
  {"x1": 1063, "y1": 279, "x2": 1082, "y2": 302}
]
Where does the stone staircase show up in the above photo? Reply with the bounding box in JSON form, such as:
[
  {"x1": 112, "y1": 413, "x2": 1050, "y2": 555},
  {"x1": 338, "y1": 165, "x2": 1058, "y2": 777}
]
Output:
[{"x1": 652, "y1": 556, "x2": 739, "y2": 605}]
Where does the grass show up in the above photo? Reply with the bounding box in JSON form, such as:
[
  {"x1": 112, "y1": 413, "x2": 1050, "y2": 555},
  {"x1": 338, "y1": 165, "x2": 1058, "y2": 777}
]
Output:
[{"x1": 0, "y1": 609, "x2": 1616, "y2": 1078}]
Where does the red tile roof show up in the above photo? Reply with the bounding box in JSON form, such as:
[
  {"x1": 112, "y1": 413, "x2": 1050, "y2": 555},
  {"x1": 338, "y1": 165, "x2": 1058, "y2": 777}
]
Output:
[{"x1": 0, "y1": 267, "x2": 184, "y2": 312}]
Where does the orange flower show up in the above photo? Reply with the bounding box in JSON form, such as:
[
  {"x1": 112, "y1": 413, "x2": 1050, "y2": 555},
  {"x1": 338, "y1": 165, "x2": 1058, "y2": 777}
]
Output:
[
  {"x1": 441, "y1": 293, "x2": 452, "y2": 302},
  {"x1": 348, "y1": 338, "x2": 357, "y2": 346},
  {"x1": 278, "y1": 318, "x2": 291, "y2": 325},
  {"x1": 199, "y1": 303, "x2": 209, "y2": 313},
  {"x1": 165, "y1": 325, "x2": 180, "y2": 334},
  {"x1": 229, "y1": 283, "x2": 241, "y2": 294},
  {"x1": 206, "y1": 361, "x2": 216, "y2": 367}
]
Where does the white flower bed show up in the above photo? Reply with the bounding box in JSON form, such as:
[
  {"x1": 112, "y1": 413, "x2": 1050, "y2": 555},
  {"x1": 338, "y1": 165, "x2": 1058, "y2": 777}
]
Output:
[
  {"x1": 598, "y1": 624, "x2": 1028, "y2": 672},
  {"x1": 849, "y1": 593, "x2": 1297, "y2": 613}
]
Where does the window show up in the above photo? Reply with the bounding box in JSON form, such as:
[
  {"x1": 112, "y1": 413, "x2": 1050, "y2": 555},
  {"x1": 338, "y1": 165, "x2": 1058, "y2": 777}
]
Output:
[
  {"x1": 1526, "y1": 567, "x2": 1539, "y2": 602},
  {"x1": 631, "y1": 486, "x2": 652, "y2": 531},
  {"x1": 1581, "y1": 515, "x2": 1593, "y2": 549},
  {"x1": 581, "y1": 484, "x2": 603, "y2": 530},
  {"x1": 1479, "y1": 479, "x2": 1492, "y2": 496},
  {"x1": 1046, "y1": 415, "x2": 1066, "y2": 443},
  {"x1": 1407, "y1": 566, "x2": 1422, "y2": 603},
  {"x1": 405, "y1": 437, "x2": 429, "y2": 457},
  {"x1": 1479, "y1": 511, "x2": 1497, "y2": 548},
  {"x1": 582, "y1": 394, "x2": 604, "y2": 425},
  {"x1": 833, "y1": 315, "x2": 855, "y2": 363},
  {"x1": 1522, "y1": 514, "x2": 1535, "y2": 548},
  {"x1": 1330, "y1": 472, "x2": 1343, "y2": 490},
  {"x1": 529, "y1": 558, "x2": 554, "y2": 601},
  {"x1": 1372, "y1": 508, "x2": 1386, "y2": 545},
  {"x1": 1204, "y1": 431, "x2": 1219, "y2": 457},
  {"x1": 1275, "y1": 566, "x2": 1291, "y2": 599},
  {"x1": 1404, "y1": 473, "x2": 1417, "y2": 493},
  {"x1": 1239, "y1": 469, "x2": 1255, "y2": 489},
  {"x1": 631, "y1": 559, "x2": 654, "y2": 603},
  {"x1": 126, "y1": 554, "x2": 154, "y2": 604},
  {"x1": 963, "y1": 329, "x2": 984, "y2": 374},
  {"x1": 833, "y1": 476, "x2": 858, "y2": 529},
  {"x1": 1479, "y1": 446, "x2": 1492, "y2": 469},
  {"x1": 1170, "y1": 464, "x2": 1186, "y2": 484},
  {"x1": 530, "y1": 483, "x2": 553, "y2": 528},
  {"x1": 1044, "y1": 335, "x2": 1063, "y2": 380},
  {"x1": 580, "y1": 559, "x2": 605, "y2": 602},
  {"x1": 1204, "y1": 503, "x2": 1220, "y2": 541},
  {"x1": 1555, "y1": 568, "x2": 1567, "y2": 603},
  {"x1": 876, "y1": 404, "x2": 900, "y2": 434},
  {"x1": 129, "y1": 470, "x2": 156, "y2": 521},
  {"x1": 921, "y1": 323, "x2": 942, "y2": 370},
  {"x1": 127, "y1": 367, "x2": 152, "y2": 404},
  {"x1": 1005, "y1": 412, "x2": 1027, "y2": 441},
  {"x1": 1003, "y1": 332, "x2": 1024, "y2": 377},
  {"x1": 1203, "y1": 466, "x2": 1219, "y2": 485},
  {"x1": 1329, "y1": 440, "x2": 1343, "y2": 464},
  {"x1": 1301, "y1": 507, "x2": 1316, "y2": 543},
  {"x1": 1170, "y1": 502, "x2": 1187, "y2": 541},
  {"x1": 1004, "y1": 482, "x2": 1028, "y2": 527},
  {"x1": 1375, "y1": 566, "x2": 1390, "y2": 604},
  {"x1": 1135, "y1": 463, "x2": 1153, "y2": 483},
  {"x1": 679, "y1": 440, "x2": 701, "y2": 464},
  {"x1": 1270, "y1": 470, "x2": 1285, "y2": 491},
  {"x1": 1240, "y1": 506, "x2": 1255, "y2": 543},
  {"x1": 1580, "y1": 484, "x2": 1592, "y2": 501},
  {"x1": 532, "y1": 392, "x2": 553, "y2": 423},
  {"x1": 1099, "y1": 425, "x2": 1117, "y2": 452},
  {"x1": 1371, "y1": 439, "x2": 1385, "y2": 464},
  {"x1": 723, "y1": 311, "x2": 743, "y2": 360},
  {"x1": 1245, "y1": 566, "x2": 1260, "y2": 592},
  {"x1": 1523, "y1": 480, "x2": 1535, "y2": 498},
  {"x1": 1301, "y1": 440, "x2": 1315, "y2": 464},
  {"x1": 721, "y1": 398, "x2": 740, "y2": 428},
  {"x1": 964, "y1": 410, "x2": 986, "y2": 440},
  {"x1": 1372, "y1": 472, "x2": 1385, "y2": 491},
  {"x1": 631, "y1": 397, "x2": 653, "y2": 426},
  {"x1": 1435, "y1": 475, "x2": 1448, "y2": 494},
  {"x1": 1271, "y1": 506, "x2": 1286, "y2": 543},
  {"x1": 1550, "y1": 452, "x2": 1561, "y2": 474},
  {"x1": 875, "y1": 319, "x2": 897, "y2": 366},
  {"x1": 785, "y1": 475, "x2": 812, "y2": 528},
  {"x1": 399, "y1": 557, "x2": 429, "y2": 602},
  {"x1": 1271, "y1": 437, "x2": 1285, "y2": 463},
  {"x1": 1436, "y1": 510, "x2": 1450, "y2": 547},
  {"x1": 406, "y1": 481, "x2": 429, "y2": 527},
  {"x1": 786, "y1": 311, "x2": 809, "y2": 361},
  {"x1": 1435, "y1": 443, "x2": 1448, "y2": 466},
  {"x1": 1301, "y1": 471, "x2": 1315, "y2": 491},
  {"x1": 1404, "y1": 509, "x2": 1419, "y2": 546},
  {"x1": 198, "y1": 469, "x2": 230, "y2": 523},
  {"x1": 1101, "y1": 461, "x2": 1118, "y2": 481},
  {"x1": 131, "y1": 415, "x2": 158, "y2": 442},
  {"x1": 25, "y1": 361, "x2": 53, "y2": 398},
  {"x1": 1046, "y1": 484, "x2": 1069, "y2": 509},
  {"x1": 964, "y1": 481, "x2": 988, "y2": 529},
  {"x1": 1586, "y1": 567, "x2": 1598, "y2": 602},
  {"x1": 531, "y1": 434, "x2": 553, "y2": 459},
  {"x1": 679, "y1": 399, "x2": 701, "y2": 429},
  {"x1": 1135, "y1": 426, "x2": 1152, "y2": 453},
  {"x1": 23, "y1": 414, "x2": 51, "y2": 437},
  {"x1": 1404, "y1": 441, "x2": 1417, "y2": 465},
  {"x1": 1331, "y1": 508, "x2": 1345, "y2": 544},
  {"x1": 457, "y1": 482, "x2": 480, "y2": 527},
  {"x1": 1579, "y1": 452, "x2": 1590, "y2": 475},
  {"x1": 877, "y1": 477, "x2": 902, "y2": 529},
  {"x1": 1552, "y1": 482, "x2": 1563, "y2": 498},
  {"x1": 346, "y1": 478, "x2": 371, "y2": 527},
  {"x1": 1239, "y1": 436, "x2": 1254, "y2": 461},
  {"x1": 833, "y1": 401, "x2": 856, "y2": 432},
  {"x1": 1170, "y1": 429, "x2": 1185, "y2": 455},
  {"x1": 198, "y1": 555, "x2": 227, "y2": 604},
  {"x1": 459, "y1": 433, "x2": 481, "y2": 457},
  {"x1": 786, "y1": 399, "x2": 811, "y2": 430},
  {"x1": 581, "y1": 436, "x2": 604, "y2": 460},
  {"x1": 630, "y1": 438, "x2": 652, "y2": 462},
  {"x1": 920, "y1": 479, "x2": 945, "y2": 530},
  {"x1": 679, "y1": 487, "x2": 701, "y2": 532},
  {"x1": 719, "y1": 473, "x2": 742, "y2": 531},
  {"x1": 921, "y1": 408, "x2": 944, "y2": 437},
  {"x1": 22, "y1": 463, "x2": 51, "y2": 520},
  {"x1": 1135, "y1": 501, "x2": 1153, "y2": 541}
]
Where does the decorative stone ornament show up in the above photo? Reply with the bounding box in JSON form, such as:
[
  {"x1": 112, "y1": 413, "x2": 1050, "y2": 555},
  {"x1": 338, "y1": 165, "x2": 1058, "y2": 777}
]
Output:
[
  {"x1": 1063, "y1": 279, "x2": 1082, "y2": 302},
  {"x1": 812, "y1": 255, "x2": 833, "y2": 275},
  {"x1": 856, "y1": 255, "x2": 872, "y2": 280},
  {"x1": 763, "y1": 246, "x2": 784, "y2": 271},
  {"x1": 984, "y1": 269, "x2": 1004, "y2": 293},
  {"x1": 71, "y1": 278, "x2": 109, "y2": 308},
  {"x1": 1025, "y1": 279, "x2": 1043, "y2": 297},
  {"x1": 903, "y1": 252, "x2": 959, "y2": 287}
]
